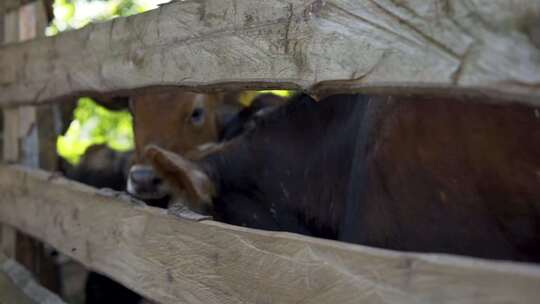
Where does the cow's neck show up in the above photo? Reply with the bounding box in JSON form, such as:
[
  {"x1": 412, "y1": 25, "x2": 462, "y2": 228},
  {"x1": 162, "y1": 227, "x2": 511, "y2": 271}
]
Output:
[{"x1": 204, "y1": 94, "x2": 374, "y2": 239}]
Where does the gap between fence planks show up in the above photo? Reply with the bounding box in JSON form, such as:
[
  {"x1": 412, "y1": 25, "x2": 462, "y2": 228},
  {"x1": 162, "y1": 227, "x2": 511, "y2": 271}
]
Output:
[
  {"x1": 0, "y1": 0, "x2": 539, "y2": 106},
  {"x1": 0, "y1": 164, "x2": 539, "y2": 304}
]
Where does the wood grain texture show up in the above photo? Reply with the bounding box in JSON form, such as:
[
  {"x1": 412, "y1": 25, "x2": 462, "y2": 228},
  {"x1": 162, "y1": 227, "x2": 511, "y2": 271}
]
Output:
[
  {"x1": 0, "y1": 165, "x2": 539, "y2": 304},
  {"x1": 0, "y1": 0, "x2": 540, "y2": 106}
]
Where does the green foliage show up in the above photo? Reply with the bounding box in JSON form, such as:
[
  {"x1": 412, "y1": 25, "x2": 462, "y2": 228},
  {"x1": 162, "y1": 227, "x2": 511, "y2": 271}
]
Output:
[
  {"x1": 259, "y1": 90, "x2": 292, "y2": 98},
  {"x1": 57, "y1": 98, "x2": 134, "y2": 164},
  {"x1": 51, "y1": 0, "x2": 166, "y2": 164},
  {"x1": 238, "y1": 90, "x2": 293, "y2": 106},
  {"x1": 46, "y1": 0, "x2": 165, "y2": 35}
]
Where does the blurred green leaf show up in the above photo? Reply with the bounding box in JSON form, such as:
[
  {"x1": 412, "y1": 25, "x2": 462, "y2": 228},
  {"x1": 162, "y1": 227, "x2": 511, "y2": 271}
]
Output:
[{"x1": 57, "y1": 98, "x2": 134, "y2": 164}]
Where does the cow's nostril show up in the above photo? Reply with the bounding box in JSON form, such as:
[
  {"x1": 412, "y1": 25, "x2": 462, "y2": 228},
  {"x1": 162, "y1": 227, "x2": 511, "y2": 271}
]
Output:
[
  {"x1": 127, "y1": 165, "x2": 168, "y2": 199},
  {"x1": 129, "y1": 166, "x2": 157, "y2": 186},
  {"x1": 130, "y1": 171, "x2": 142, "y2": 183},
  {"x1": 130, "y1": 171, "x2": 149, "y2": 184},
  {"x1": 151, "y1": 177, "x2": 162, "y2": 186}
]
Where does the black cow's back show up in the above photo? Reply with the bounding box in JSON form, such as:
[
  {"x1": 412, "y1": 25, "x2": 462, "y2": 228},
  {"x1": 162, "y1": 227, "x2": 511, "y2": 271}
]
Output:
[{"x1": 203, "y1": 93, "x2": 540, "y2": 263}]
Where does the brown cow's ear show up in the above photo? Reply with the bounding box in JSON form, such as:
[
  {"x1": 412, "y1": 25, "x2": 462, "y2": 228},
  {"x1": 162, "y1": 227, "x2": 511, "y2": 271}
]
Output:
[{"x1": 144, "y1": 145, "x2": 215, "y2": 210}]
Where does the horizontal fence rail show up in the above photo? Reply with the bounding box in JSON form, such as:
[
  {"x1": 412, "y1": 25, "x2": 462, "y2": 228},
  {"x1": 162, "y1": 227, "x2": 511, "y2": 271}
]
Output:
[
  {"x1": 0, "y1": 0, "x2": 539, "y2": 106},
  {"x1": 0, "y1": 165, "x2": 539, "y2": 304},
  {"x1": 0, "y1": 252, "x2": 65, "y2": 304}
]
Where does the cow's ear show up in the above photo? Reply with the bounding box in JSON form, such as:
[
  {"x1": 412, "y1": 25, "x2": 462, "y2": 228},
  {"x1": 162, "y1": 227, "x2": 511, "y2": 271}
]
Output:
[{"x1": 144, "y1": 145, "x2": 215, "y2": 208}]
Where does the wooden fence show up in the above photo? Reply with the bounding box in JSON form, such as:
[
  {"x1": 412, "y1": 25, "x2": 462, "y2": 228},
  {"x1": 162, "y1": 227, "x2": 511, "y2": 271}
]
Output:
[
  {"x1": 0, "y1": 251, "x2": 65, "y2": 304},
  {"x1": 1, "y1": 0, "x2": 540, "y2": 106},
  {"x1": 1, "y1": 1, "x2": 540, "y2": 303},
  {"x1": 2, "y1": 165, "x2": 540, "y2": 303}
]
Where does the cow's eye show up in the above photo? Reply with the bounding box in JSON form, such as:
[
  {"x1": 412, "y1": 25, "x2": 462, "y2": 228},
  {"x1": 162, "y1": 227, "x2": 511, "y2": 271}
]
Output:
[{"x1": 190, "y1": 107, "x2": 205, "y2": 126}]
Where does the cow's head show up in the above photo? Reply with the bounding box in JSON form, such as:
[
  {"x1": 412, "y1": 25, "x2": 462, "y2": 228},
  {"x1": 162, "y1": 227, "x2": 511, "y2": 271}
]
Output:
[
  {"x1": 127, "y1": 91, "x2": 222, "y2": 200},
  {"x1": 141, "y1": 94, "x2": 310, "y2": 224}
]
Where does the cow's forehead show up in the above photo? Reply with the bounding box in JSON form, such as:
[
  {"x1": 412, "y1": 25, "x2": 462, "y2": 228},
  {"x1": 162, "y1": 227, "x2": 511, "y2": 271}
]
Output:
[{"x1": 131, "y1": 91, "x2": 221, "y2": 162}]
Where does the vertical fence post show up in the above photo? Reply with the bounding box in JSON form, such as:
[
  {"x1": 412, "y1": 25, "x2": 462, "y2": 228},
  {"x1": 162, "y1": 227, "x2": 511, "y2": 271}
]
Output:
[
  {"x1": 0, "y1": 0, "x2": 61, "y2": 293},
  {"x1": 1, "y1": 3, "x2": 21, "y2": 262}
]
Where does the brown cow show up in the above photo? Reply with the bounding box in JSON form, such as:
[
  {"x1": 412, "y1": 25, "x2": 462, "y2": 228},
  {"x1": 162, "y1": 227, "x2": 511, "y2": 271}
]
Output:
[
  {"x1": 126, "y1": 91, "x2": 224, "y2": 202},
  {"x1": 64, "y1": 91, "x2": 284, "y2": 304},
  {"x1": 58, "y1": 91, "x2": 229, "y2": 304},
  {"x1": 146, "y1": 93, "x2": 540, "y2": 263},
  {"x1": 127, "y1": 90, "x2": 283, "y2": 203},
  {"x1": 84, "y1": 91, "x2": 234, "y2": 304}
]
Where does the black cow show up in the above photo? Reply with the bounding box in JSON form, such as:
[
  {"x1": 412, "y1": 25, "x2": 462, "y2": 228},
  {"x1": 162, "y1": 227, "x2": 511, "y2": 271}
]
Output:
[
  {"x1": 220, "y1": 93, "x2": 287, "y2": 141},
  {"x1": 60, "y1": 144, "x2": 133, "y2": 192},
  {"x1": 146, "y1": 93, "x2": 540, "y2": 263}
]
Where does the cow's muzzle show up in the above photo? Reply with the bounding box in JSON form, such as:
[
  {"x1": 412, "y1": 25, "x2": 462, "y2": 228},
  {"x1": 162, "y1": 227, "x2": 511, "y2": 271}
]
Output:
[{"x1": 127, "y1": 164, "x2": 168, "y2": 199}]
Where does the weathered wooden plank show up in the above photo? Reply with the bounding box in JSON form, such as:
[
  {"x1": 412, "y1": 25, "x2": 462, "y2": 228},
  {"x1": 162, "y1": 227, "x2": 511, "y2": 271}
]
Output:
[
  {"x1": 0, "y1": 253, "x2": 66, "y2": 304},
  {"x1": 0, "y1": 165, "x2": 539, "y2": 304},
  {"x1": 1, "y1": 8, "x2": 21, "y2": 260},
  {"x1": 0, "y1": 15, "x2": 4, "y2": 45},
  {"x1": 0, "y1": 260, "x2": 35, "y2": 304},
  {"x1": 0, "y1": 0, "x2": 540, "y2": 106}
]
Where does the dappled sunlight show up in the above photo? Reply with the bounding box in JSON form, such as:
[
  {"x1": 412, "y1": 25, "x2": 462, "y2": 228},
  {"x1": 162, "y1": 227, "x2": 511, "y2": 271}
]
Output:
[{"x1": 239, "y1": 90, "x2": 293, "y2": 106}]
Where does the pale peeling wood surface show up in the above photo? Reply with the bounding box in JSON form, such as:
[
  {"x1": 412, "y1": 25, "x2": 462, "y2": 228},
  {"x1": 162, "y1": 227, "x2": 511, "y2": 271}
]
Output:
[
  {"x1": 0, "y1": 253, "x2": 65, "y2": 304},
  {"x1": 0, "y1": 165, "x2": 539, "y2": 304},
  {"x1": 0, "y1": 0, "x2": 540, "y2": 106}
]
